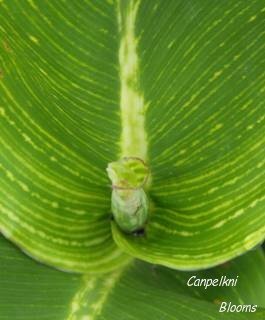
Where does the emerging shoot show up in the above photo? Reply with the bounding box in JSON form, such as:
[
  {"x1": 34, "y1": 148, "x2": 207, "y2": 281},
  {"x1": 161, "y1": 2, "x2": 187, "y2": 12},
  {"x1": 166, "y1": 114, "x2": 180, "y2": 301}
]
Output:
[{"x1": 107, "y1": 157, "x2": 149, "y2": 233}]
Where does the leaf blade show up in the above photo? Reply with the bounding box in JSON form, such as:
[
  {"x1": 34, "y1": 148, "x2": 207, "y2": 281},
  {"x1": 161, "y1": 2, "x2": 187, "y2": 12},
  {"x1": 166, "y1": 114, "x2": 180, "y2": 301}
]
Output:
[
  {"x1": 112, "y1": 0, "x2": 265, "y2": 269},
  {"x1": 0, "y1": 0, "x2": 128, "y2": 272},
  {"x1": 0, "y1": 235, "x2": 264, "y2": 319}
]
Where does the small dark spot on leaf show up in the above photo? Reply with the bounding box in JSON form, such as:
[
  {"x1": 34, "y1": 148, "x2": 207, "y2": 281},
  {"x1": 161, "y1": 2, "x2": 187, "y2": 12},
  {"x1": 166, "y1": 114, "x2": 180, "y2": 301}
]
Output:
[
  {"x1": 213, "y1": 298, "x2": 222, "y2": 305},
  {"x1": 151, "y1": 264, "x2": 159, "y2": 276},
  {"x1": 220, "y1": 262, "x2": 231, "y2": 269},
  {"x1": 3, "y1": 39, "x2": 12, "y2": 53},
  {"x1": 132, "y1": 228, "x2": 145, "y2": 237},
  {"x1": 0, "y1": 69, "x2": 3, "y2": 79}
]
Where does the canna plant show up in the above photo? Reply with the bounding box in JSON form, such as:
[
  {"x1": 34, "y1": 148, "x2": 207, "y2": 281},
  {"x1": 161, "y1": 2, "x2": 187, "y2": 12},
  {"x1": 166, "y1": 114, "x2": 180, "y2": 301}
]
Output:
[{"x1": 0, "y1": 0, "x2": 264, "y2": 319}]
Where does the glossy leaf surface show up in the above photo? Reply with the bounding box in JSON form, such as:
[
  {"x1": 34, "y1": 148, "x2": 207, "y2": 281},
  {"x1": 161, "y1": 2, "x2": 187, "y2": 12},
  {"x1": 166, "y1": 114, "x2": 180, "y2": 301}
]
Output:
[
  {"x1": 0, "y1": 236, "x2": 264, "y2": 320},
  {"x1": 0, "y1": 0, "x2": 264, "y2": 272}
]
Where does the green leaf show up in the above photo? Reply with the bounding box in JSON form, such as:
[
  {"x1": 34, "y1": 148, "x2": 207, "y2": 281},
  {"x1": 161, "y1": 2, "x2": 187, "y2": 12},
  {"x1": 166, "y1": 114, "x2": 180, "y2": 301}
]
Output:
[
  {"x1": 0, "y1": 0, "x2": 129, "y2": 272},
  {"x1": 0, "y1": 235, "x2": 264, "y2": 319},
  {"x1": 0, "y1": 0, "x2": 264, "y2": 273},
  {"x1": 112, "y1": 0, "x2": 265, "y2": 269}
]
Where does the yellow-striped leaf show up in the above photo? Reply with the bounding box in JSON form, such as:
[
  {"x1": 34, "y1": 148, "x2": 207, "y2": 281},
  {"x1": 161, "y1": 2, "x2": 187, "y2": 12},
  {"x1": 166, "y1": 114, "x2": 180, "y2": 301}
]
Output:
[
  {"x1": 0, "y1": 0, "x2": 264, "y2": 272},
  {"x1": 0, "y1": 235, "x2": 264, "y2": 319},
  {"x1": 112, "y1": 0, "x2": 265, "y2": 269}
]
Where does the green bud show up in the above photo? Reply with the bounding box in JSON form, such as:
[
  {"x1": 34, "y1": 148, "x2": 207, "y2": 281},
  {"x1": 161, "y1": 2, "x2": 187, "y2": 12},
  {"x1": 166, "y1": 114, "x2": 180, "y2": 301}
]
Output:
[{"x1": 107, "y1": 157, "x2": 149, "y2": 233}]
